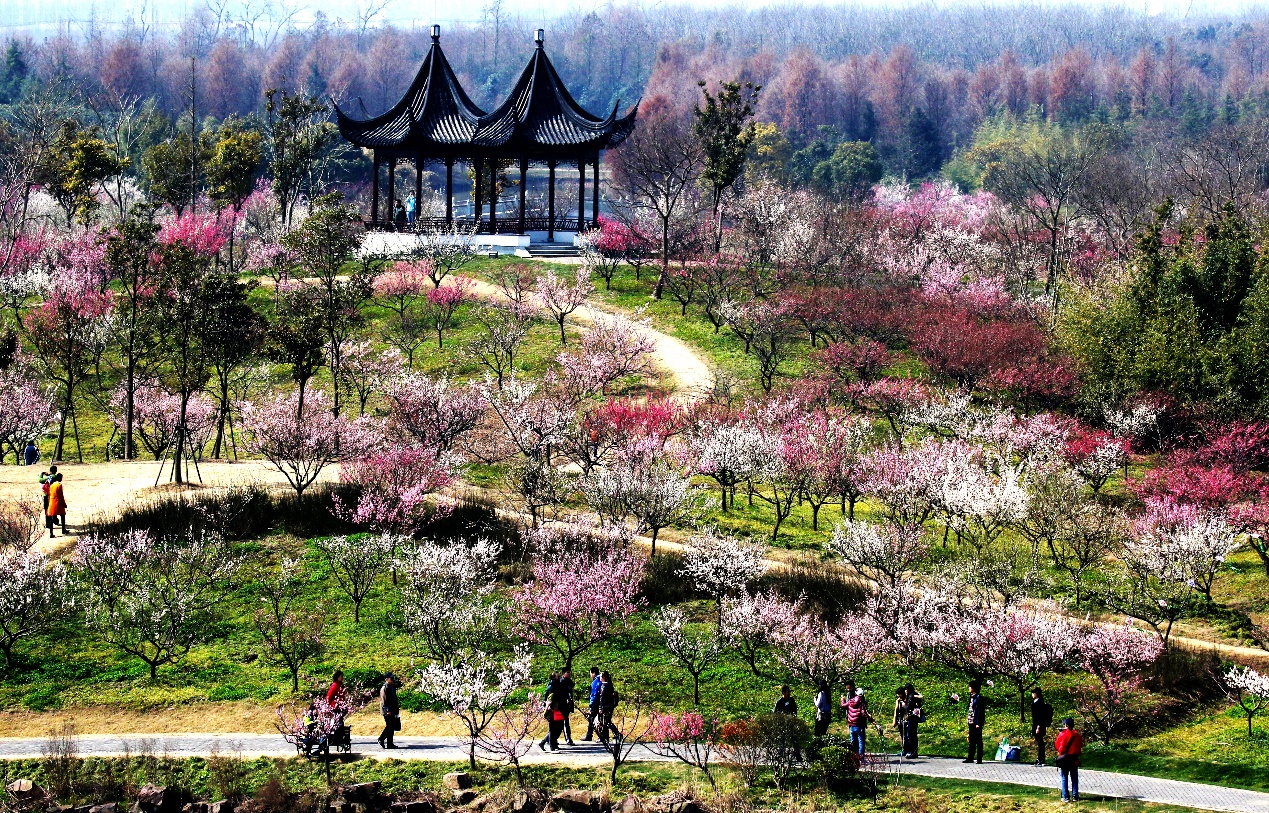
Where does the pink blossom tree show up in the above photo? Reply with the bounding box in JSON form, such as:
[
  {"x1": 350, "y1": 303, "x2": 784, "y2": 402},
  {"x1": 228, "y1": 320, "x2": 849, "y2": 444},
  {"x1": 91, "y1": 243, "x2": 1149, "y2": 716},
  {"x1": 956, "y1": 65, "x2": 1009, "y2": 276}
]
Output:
[
  {"x1": 0, "y1": 365, "x2": 55, "y2": 463},
  {"x1": 239, "y1": 390, "x2": 375, "y2": 498},
  {"x1": 387, "y1": 374, "x2": 485, "y2": 453},
  {"x1": 1073, "y1": 623, "x2": 1164, "y2": 744},
  {"x1": 422, "y1": 277, "x2": 474, "y2": 349},
  {"x1": 374, "y1": 261, "x2": 431, "y2": 366},
  {"x1": 647, "y1": 711, "x2": 721, "y2": 788},
  {"x1": 536, "y1": 266, "x2": 594, "y2": 344},
  {"x1": 514, "y1": 541, "x2": 645, "y2": 670},
  {"x1": 771, "y1": 608, "x2": 888, "y2": 697},
  {"x1": 557, "y1": 310, "x2": 656, "y2": 399},
  {"x1": 251, "y1": 556, "x2": 328, "y2": 691},
  {"x1": 1064, "y1": 427, "x2": 1128, "y2": 493},
  {"x1": 0, "y1": 499, "x2": 43, "y2": 552},
  {"x1": 338, "y1": 341, "x2": 403, "y2": 416},
  {"x1": 720, "y1": 590, "x2": 797, "y2": 678},
  {"x1": 475, "y1": 698, "x2": 547, "y2": 785},
  {"x1": 334, "y1": 443, "x2": 455, "y2": 535}
]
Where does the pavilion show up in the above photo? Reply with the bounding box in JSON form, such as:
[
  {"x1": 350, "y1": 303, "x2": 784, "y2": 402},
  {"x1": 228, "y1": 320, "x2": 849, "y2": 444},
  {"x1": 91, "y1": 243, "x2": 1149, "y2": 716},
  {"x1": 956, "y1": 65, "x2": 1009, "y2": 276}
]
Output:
[{"x1": 335, "y1": 26, "x2": 637, "y2": 242}]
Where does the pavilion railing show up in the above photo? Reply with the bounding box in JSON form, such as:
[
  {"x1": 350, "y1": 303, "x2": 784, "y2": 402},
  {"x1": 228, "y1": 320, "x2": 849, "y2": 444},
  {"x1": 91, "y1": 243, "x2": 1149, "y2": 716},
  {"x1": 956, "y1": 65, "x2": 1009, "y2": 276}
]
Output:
[{"x1": 364, "y1": 216, "x2": 592, "y2": 235}]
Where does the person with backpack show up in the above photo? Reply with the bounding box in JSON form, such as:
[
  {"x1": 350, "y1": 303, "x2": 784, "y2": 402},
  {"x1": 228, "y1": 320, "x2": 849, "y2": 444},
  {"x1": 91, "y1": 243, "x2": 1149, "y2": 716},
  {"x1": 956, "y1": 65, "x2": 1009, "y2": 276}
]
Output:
[
  {"x1": 1031, "y1": 686, "x2": 1054, "y2": 766},
  {"x1": 582, "y1": 666, "x2": 602, "y2": 741},
  {"x1": 1055, "y1": 717, "x2": 1084, "y2": 802},
  {"x1": 963, "y1": 680, "x2": 985, "y2": 764},
  {"x1": 597, "y1": 671, "x2": 620, "y2": 746}
]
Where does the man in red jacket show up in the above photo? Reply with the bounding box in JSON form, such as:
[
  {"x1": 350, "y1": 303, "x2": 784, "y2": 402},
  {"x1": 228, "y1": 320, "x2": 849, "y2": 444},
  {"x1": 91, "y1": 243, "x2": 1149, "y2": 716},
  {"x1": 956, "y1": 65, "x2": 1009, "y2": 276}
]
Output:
[{"x1": 1055, "y1": 717, "x2": 1084, "y2": 802}]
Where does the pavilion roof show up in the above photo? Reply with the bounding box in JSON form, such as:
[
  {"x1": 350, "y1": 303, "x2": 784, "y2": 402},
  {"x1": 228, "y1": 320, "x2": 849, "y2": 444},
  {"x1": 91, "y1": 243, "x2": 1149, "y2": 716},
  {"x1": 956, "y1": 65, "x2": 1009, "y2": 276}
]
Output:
[
  {"x1": 336, "y1": 28, "x2": 636, "y2": 158},
  {"x1": 335, "y1": 30, "x2": 484, "y2": 150}
]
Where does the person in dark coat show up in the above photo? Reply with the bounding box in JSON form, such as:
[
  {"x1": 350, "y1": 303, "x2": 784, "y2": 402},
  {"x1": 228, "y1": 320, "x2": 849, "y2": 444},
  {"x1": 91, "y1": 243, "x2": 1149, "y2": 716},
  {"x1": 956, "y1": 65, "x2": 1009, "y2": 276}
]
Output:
[
  {"x1": 558, "y1": 668, "x2": 576, "y2": 745},
  {"x1": 23, "y1": 441, "x2": 38, "y2": 466},
  {"x1": 1031, "y1": 686, "x2": 1054, "y2": 766},
  {"x1": 773, "y1": 685, "x2": 798, "y2": 716},
  {"x1": 538, "y1": 671, "x2": 563, "y2": 752},
  {"x1": 963, "y1": 680, "x2": 985, "y2": 764},
  {"x1": 393, "y1": 199, "x2": 407, "y2": 231},
  {"x1": 378, "y1": 673, "x2": 400, "y2": 749},
  {"x1": 597, "y1": 671, "x2": 619, "y2": 746},
  {"x1": 582, "y1": 666, "x2": 602, "y2": 741}
]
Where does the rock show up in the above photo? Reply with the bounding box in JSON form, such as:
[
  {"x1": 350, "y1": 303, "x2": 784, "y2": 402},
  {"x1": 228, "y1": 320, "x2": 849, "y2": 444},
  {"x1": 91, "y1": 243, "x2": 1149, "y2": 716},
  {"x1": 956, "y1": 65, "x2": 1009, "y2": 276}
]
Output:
[
  {"x1": 612, "y1": 797, "x2": 642, "y2": 813},
  {"x1": 89, "y1": 804, "x2": 120, "y2": 813},
  {"x1": 510, "y1": 791, "x2": 536, "y2": 813},
  {"x1": 643, "y1": 793, "x2": 703, "y2": 813},
  {"x1": 549, "y1": 791, "x2": 596, "y2": 813},
  {"x1": 134, "y1": 785, "x2": 179, "y2": 813},
  {"x1": 442, "y1": 774, "x2": 472, "y2": 792},
  {"x1": 6, "y1": 779, "x2": 40, "y2": 799},
  {"x1": 181, "y1": 803, "x2": 209, "y2": 813},
  {"x1": 451, "y1": 791, "x2": 477, "y2": 806},
  {"x1": 73, "y1": 805, "x2": 94, "y2": 813},
  {"x1": 208, "y1": 802, "x2": 233, "y2": 813},
  {"x1": 329, "y1": 802, "x2": 350, "y2": 813},
  {"x1": 342, "y1": 784, "x2": 382, "y2": 804}
]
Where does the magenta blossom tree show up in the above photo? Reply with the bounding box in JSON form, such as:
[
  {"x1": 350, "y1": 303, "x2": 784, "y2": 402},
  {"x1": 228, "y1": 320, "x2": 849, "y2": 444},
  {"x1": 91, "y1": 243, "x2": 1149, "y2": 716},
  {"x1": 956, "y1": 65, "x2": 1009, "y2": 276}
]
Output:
[
  {"x1": 388, "y1": 374, "x2": 485, "y2": 453},
  {"x1": 422, "y1": 277, "x2": 474, "y2": 349},
  {"x1": 514, "y1": 542, "x2": 646, "y2": 670}
]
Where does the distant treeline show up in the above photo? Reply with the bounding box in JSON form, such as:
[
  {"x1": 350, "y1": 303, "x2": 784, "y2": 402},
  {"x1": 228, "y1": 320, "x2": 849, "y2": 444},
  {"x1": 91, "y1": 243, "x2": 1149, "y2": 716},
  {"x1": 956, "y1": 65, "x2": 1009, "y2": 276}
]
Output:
[{"x1": 6, "y1": 3, "x2": 1269, "y2": 180}]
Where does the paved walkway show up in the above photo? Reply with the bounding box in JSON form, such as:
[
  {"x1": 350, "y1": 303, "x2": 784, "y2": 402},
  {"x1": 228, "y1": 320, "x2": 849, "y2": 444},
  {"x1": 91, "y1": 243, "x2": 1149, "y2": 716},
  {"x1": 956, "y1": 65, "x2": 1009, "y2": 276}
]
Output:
[{"x1": 0, "y1": 735, "x2": 1265, "y2": 812}]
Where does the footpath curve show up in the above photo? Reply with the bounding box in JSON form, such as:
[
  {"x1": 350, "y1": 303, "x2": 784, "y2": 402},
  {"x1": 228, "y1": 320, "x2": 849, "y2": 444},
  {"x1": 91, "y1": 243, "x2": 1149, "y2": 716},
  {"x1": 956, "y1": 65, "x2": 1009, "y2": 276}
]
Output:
[{"x1": 0, "y1": 734, "x2": 1262, "y2": 812}]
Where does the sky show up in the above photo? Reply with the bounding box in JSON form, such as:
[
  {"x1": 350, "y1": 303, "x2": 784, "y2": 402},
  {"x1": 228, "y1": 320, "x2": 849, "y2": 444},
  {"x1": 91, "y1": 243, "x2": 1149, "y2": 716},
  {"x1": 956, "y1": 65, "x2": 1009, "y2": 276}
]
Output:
[{"x1": 0, "y1": 0, "x2": 1255, "y2": 36}]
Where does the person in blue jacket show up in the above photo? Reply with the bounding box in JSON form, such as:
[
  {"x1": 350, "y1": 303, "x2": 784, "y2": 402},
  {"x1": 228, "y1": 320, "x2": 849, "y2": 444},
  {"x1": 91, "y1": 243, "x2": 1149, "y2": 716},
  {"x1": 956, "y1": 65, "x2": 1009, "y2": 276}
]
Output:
[{"x1": 581, "y1": 666, "x2": 602, "y2": 741}]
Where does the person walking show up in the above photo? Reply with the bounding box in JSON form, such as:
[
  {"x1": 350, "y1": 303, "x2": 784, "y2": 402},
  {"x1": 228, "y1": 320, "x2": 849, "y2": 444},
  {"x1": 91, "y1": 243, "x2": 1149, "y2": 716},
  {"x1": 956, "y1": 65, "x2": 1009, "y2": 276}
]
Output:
[
  {"x1": 326, "y1": 669, "x2": 349, "y2": 727},
  {"x1": 1055, "y1": 717, "x2": 1084, "y2": 802},
  {"x1": 538, "y1": 671, "x2": 563, "y2": 752},
  {"x1": 842, "y1": 681, "x2": 870, "y2": 756},
  {"x1": 963, "y1": 680, "x2": 985, "y2": 764},
  {"x1": 406, "y1": 193, "x2": 417, "y2": 226},
  {"x1": 813, "y1": 680, "x2": 832, "y2": 738},
  {"x1": 46, "y1": 472, "x2": 66, "y2": 538},
  {"x1": 558, "y1": 667, "x2": 576, "y2": 745},
  {"x1": 39, "y1": 470, "x2": 50, "y2": 514},
  {"x1": 1031, "y1": 686, "x2": 1054, "y2": 766},
  {"x1": 378, "y1": 672, "x2": 400, "y2": 749},
  {"x1": 597, "y1": 671, "x2": 619, "y2": 746},
  {"x1": 23, "y1": 440, "x2": 38, "y2": 466},
  {"x1": 582, "y1": 666, "x2": 602, "y2": 741},
  {"x1": 773, "y1": 685, "x2": 798, "y2": 716},
  {"x1": 393, "y1": 199, "x2": 407, "y2": 231}
]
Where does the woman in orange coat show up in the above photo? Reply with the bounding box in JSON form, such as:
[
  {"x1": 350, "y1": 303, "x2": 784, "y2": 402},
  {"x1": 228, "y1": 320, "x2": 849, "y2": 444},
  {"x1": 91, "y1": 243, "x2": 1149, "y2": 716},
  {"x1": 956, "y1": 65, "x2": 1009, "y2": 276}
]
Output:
[{"x1": 46, "y1": 473, "x2": 66, "y2": 537}]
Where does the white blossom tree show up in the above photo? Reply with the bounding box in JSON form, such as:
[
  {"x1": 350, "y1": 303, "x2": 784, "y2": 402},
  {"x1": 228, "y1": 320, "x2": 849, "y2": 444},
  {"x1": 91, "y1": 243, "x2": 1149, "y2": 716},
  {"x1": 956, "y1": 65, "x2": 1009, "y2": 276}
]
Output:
[
  {"x1": 1223, "y1": 665, "x2": 1269, "y2": 738},
  {"x1": 314, "y1": 533, "x2": 398, "y2": 623},
  {"x1": 416, "y1": 646, "x2": 533, "y2": 769},
  {"x1": 678, "y1": 529, "x2": 765, "y2": 623},
  {"x1": 655, "y1": 606, "x2": 724, "y2": 705},
  {"x1": 398, "y1": 537, "x2": 503, "y2": 665},
  {"x1": 830, "y1": 518, "x2": 929, "y2": 588},
  {"x1": 0, "y1": 548, "x2": 70, "y2": 669},
  {"x1": 251, "y1": 556, "x2": 327, "y2": 691}
]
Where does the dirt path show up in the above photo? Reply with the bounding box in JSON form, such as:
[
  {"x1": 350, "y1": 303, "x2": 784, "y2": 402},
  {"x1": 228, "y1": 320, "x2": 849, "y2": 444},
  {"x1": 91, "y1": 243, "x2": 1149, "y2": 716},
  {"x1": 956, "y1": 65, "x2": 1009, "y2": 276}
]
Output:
[{"x1": 453, "y1": 276, "x2": 712, "y2": 399}]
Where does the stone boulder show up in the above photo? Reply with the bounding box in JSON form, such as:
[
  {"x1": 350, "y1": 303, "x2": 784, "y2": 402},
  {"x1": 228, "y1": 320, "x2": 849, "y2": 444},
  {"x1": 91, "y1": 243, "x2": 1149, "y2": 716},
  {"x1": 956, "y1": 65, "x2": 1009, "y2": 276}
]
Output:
[
  {"x1": 643, "y1": 793, "x2": 705, "y2": 813},
  {"x1": 339, "y1": 784, "x2": 383, "y2": 805},
  {"x1": 88, "y1": 804, "x2": 120, "y2": 813},
  {"x1": 451, "y1": 791, "x2": 478, "y2": 806},
  {"x1": 132, "y1": 785, "x2": 180, "y2": 813},
  {"x1": 442, "y1": 774, "x2": 472, "y2": 792},
  {"x1": 612, "y1": 797, "x2": 642, "y2": 813},
  {"x1": 6, "y1": 779, "x2": 42, "y2": 800},
  {"x1": 548, "y1": 791, "x2": 598, "y2": 813}
]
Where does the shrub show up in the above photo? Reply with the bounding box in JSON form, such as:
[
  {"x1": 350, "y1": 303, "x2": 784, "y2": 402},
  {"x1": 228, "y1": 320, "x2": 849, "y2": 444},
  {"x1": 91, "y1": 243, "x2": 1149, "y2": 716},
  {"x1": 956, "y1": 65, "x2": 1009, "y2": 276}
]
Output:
[
  {"x1": 641, "y1": 551, "x2": 706, "y2": 605},
  {"x1": 757, "y1": 560, "x2": 866, "y2": 623}
]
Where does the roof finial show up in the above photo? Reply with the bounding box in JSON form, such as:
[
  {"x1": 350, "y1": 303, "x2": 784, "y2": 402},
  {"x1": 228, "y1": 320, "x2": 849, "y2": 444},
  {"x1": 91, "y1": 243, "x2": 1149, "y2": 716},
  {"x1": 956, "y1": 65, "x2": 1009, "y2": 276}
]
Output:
[
  {"x1": 431, "y1": 24, "x2": 440, "y2": 42},
  {"x1": 535, "y1": 28, "x2": 544, "y2": 48}
]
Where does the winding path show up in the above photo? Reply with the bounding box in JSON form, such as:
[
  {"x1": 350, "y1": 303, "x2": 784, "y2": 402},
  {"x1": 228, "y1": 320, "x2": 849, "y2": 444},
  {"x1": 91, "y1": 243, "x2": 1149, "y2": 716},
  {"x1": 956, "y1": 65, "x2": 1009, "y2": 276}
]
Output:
[{"x1": 0, "y1": 734, "x2": 1260, "y2": 812}]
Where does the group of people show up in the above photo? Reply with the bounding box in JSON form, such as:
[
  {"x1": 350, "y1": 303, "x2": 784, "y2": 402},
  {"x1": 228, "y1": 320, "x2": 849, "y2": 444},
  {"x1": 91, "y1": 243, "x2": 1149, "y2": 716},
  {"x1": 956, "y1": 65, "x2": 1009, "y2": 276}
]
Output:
[
  {"x1": 538, "y1": 667, "x2": 622, "y2": 752},
  {"x1": 390, "y1": 194, "x2": 418, "y2": 231},
  {"x1": 795, "y1": 679, "x2": 1082, "y2": 803},
  {"x1": 39, "y1": 465, "x2": 66, "y2": 538}
]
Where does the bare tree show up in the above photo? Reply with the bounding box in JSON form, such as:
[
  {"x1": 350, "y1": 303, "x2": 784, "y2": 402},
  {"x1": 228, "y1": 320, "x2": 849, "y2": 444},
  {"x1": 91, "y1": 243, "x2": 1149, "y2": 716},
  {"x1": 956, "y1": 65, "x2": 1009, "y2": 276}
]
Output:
[{"x1": 609, "y1": 101, "x2": 703, "y2": 298}]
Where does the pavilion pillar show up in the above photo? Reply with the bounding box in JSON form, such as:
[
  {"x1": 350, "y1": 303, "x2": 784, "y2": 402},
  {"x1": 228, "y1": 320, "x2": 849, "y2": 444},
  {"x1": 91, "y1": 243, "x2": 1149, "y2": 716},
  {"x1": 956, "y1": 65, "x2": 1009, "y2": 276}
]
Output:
[
  {"x1": 371, "y1": 152, "x2": 380, "y2": 224},
  {"x1": 489, "y1": 161, "x2": 498, "y2": 233},
  {"x1": 414, "y1": 156, "x2": 423, "y2": 230},
  {"x1": 445, "y1": 159, "x2": 454, "y2": 226},
  {"x1": 578, "y1": 160, "x2": 586, "y2": 231},
  {"x1": 473, "y1": 157, "x2": 483, "y2": 232},
  {"x1": 592, "y1": 154, "x2": 600, "y2": 229},
  {"x1": 548, "y1": 161, "x2": 556, "y2": 242},
  {"x1": 387, "y1": 157, "x2": 397, "y2": 228},
  {"x1": 518, "y1": 158, "x2": 528, "y2": 235}
]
